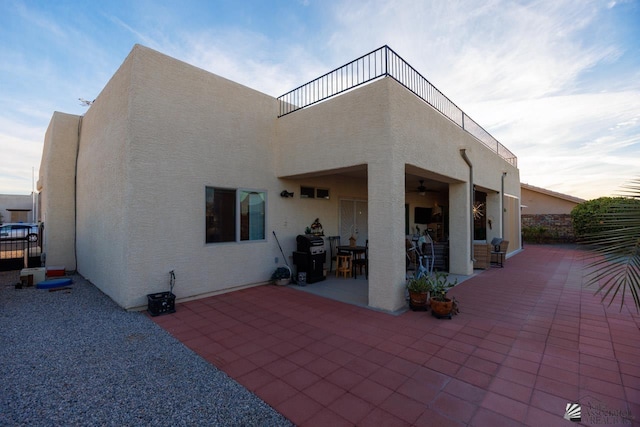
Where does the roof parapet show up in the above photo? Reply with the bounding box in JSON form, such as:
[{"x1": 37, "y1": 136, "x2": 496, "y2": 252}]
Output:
[{"x1": 277, "y1": 45, "x2": 517, "y2": 167}]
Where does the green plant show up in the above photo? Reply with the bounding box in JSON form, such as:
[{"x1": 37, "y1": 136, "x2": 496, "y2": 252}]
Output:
[
  {"x1": 580, "y1": 177, "x2": 640, "y2": 312},
  {"x1": 406, "y1": 275, "x2": 430, "y2": 293},
  {"x1": 271, "y1": 266, "x2": 291, "y2": 281},
  {"x1": 571, "y1": 197, "x2": 640, "y2": 239},
  {"x1": 407, "y1": 272, "x2": 458, "y2": 300},
  {"x1": 428, "y1": 272, "x2": 457, "y2": 302},
  {"x1": 522, "y1": 225, "x2": 548, "y2": 243}
]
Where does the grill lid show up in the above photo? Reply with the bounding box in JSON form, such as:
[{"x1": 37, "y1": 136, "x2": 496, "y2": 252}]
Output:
[{"x1": 296, "y1": 234, "x2": 326, "y2": 252}]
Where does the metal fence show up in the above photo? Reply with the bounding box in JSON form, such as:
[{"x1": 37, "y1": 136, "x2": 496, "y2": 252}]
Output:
[
  {"x1": 0, "y1": 227, "x2": 42, "y2": 271},
  {"x1": 277, "y1": 45, "x2": 517, "y2": 167}
]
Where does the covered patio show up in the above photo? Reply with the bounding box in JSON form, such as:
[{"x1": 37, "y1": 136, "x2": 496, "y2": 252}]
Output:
[
  {"x1": 290, "y1": 271, "x2": 475, "y2": 313},
  {"x1": 281, "y1": 167, "x2": 487, "y2": 311},
  {"x1": 152, "y1": 245, "x2": 640, "y2": 426}
]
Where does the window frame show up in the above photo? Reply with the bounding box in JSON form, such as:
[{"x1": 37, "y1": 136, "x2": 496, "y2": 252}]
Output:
[
  {"x1": 205, "y1": 186, "x2": 267, "y2": 244},
  {"x1": 300, "y1": 186, "x2": 330, "y2": 200},
  {"x1": 237, "y1": 188, "x2": 267, "y2": 242}
]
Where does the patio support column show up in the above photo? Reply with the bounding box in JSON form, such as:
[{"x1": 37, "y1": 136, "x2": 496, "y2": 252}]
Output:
[
  {"x1": 367, "y1": 161, "x2": 406, "y2": 312},
  {"x1": 449, "y1": 182, "x2": 473, "y2": 275}
]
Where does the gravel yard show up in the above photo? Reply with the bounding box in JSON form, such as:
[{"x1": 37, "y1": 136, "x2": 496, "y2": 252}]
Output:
[{"x1": 0, "y1": 271, "x2": 292, "y2": 426}]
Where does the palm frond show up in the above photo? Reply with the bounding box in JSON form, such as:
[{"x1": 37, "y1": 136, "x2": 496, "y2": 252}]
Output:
[{"x1": 581, "y1": 177, "x2": 640, "y2": 312}]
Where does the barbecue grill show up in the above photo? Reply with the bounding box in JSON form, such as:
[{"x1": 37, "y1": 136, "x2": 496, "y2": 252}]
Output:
[{"x1": 292, "y1": 234, "x2": 326, "y2": 284}]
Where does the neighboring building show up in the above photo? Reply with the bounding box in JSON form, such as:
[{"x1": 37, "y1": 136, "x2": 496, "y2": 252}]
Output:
[
  {"x1": 521, "y1": 183, "x2": 585, "y2": 243},
  {"x1": 0, "y1": 194, "x2": 37, "y2": 224},
  {"x1": 521, "y1": 183, "x2": 584, "y2": 215},
  {"x1": 38, "y1": 45, "x2": 521, "y2": 312}
]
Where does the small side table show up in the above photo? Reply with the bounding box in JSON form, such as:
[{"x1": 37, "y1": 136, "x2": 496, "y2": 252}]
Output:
[{"x1": 491, "y1": 251, "x2": 505, "y2": 268}]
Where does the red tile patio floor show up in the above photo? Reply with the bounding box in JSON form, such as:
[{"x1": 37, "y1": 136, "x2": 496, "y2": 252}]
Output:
[{"x1": 151, "y1": 245, "x2": 640, "y2": 426}]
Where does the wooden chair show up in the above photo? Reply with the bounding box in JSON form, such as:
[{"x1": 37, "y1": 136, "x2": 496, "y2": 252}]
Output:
[{"x1": 336, "y1": 254, "x2": 351, "y2": 278}]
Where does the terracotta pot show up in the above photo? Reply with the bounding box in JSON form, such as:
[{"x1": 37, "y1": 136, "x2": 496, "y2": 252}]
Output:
[
  {"x1": 430, "y1": 297, "x2": 453, "y2": 316},
  {"x1": 408, "y1": 290, "x2": 429, "y2": 311}
]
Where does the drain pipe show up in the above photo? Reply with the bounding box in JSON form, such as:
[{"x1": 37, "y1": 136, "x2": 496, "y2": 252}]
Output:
[
  {"x1": 501, "y1": 172, "x2": 507, "y2": 238},
  {"x1": 459, "y1": 149, "x2": 474, "y2": 262}
]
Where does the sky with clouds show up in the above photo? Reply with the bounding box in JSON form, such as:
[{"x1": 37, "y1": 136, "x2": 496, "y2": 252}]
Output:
[{"x1": 1, "y1": 0, "x2": 638, "y2": 200}]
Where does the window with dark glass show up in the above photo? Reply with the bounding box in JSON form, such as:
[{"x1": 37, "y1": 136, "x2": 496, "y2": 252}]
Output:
[
  {"x1": 315, "y1": 188, "x2": 330, "y2": 199},
  {"x1": 300, "y1": 186, "x2": 330, "y2": 199},
  {"x1": 300, "y1": 186, "x2": 315, "y2": 198},
  {"x1": 206, "y1": 187, "x2": 236, "y2": 243},
  {"x1": 473, "y1": 191, "x2": 487, "y2": 240},
  {"x1": 206, "y1": 187, "x2": 266, "y2": 243}
]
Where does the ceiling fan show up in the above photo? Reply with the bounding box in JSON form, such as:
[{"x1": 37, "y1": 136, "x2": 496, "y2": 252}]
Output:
[{"x1": 410, "y1": 180, "x2": 437, "y2": 196}]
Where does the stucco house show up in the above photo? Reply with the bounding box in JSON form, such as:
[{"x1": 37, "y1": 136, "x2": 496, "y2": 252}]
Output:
[
  {"x1": 0, "y1": 193, "x2": 37, "y2": 224},
  {"x1": 38, "y1": 45, "x2": 521, "y2": 312},
  {"x1": 521, "y1": 183, "x2": 585, "y2": 243}
]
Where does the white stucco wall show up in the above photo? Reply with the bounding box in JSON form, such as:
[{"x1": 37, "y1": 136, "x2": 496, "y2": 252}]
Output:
[
  {"x1": 42, "y1": 44, "x2": 521, "y2": 313},
  {"x1": 276, "y1": 77, "x2": 520, "y2": 311},
  {"x1": 74, "y1": 46, "x2": 133, "y2": 305},
  {"x1": 38, "y1": 112, "x2": 80, "y2": 270},
  {"x1": 75, "y1": 45, "x2": 290, "y2": 309}
]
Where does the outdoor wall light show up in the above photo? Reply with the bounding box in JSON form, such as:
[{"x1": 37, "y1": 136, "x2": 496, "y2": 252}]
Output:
[{"x1": 280, "y1": 190, "x2": 294, "y2": 198}]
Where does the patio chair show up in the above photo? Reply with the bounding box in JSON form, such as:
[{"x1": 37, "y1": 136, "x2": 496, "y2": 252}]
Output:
[
  {"x1": 473, "y1": 243, "x2": 492, "y2": 269},
  {"x1": 327, "y1": 236, "x2": 341, "y2": 272},
  {"x1": 352, "y1": 240, "x2": 368, "y2": 279},
  {"x1": 335, "y1": 254, "x2": 352, "y2": 278}
]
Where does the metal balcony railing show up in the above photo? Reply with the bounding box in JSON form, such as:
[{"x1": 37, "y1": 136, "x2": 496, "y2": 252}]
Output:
[{"x1": 277, "y1": 45, "x2": 517, "y2": 167}]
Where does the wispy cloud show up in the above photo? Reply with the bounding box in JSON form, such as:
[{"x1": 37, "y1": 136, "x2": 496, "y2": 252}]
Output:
[
  {"x1": 14, "y1": 2, "x2": 68, "y2": 40},
  {"x1": 0, "y1": 117, "x2": 45, "y2": 193},
  {"x1": 308, "y1": 0, "x2": 639, "y2": 198},
  {"x1": 0, "y1": 0, "x2": 637, "y2": 199}
]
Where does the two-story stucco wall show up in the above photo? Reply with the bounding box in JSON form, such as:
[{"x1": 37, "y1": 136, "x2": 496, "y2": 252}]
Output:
[
  {"x1": 40, "y1": 43, "x2": 522, "y2": 312},
  {"x1": 38, "y1": 111, "x2": 80, "y2": 270},
  {"x1": 384, "y1": 76, "x2": 521, "y2": 261},
  {"x1": 276, "y1": 77, "x2": 520, "y2": 311},
  {"x1": 276, "y1": 78, "x2": 402, "y2": 310}
]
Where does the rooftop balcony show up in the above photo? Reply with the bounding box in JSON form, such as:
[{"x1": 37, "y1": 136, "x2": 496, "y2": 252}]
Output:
[{"x1": 277, "y1": 45, "x2": 517, "y2": 167}]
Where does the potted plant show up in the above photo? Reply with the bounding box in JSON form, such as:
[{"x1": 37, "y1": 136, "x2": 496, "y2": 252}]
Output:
[
  {"x1": 429, "y1": 272, "x2": 457, "y2": 318},
  {"x1": 271, "y1": 266, "x2": 291, "y2": 286},
  {"x1": 406, "y1": 275, "x2": 430, "y2": 311}
]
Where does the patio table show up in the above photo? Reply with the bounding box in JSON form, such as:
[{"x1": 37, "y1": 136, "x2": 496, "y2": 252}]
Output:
[{"x1": 336, "y1": 245, "x2": 367, "y2": 278}]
